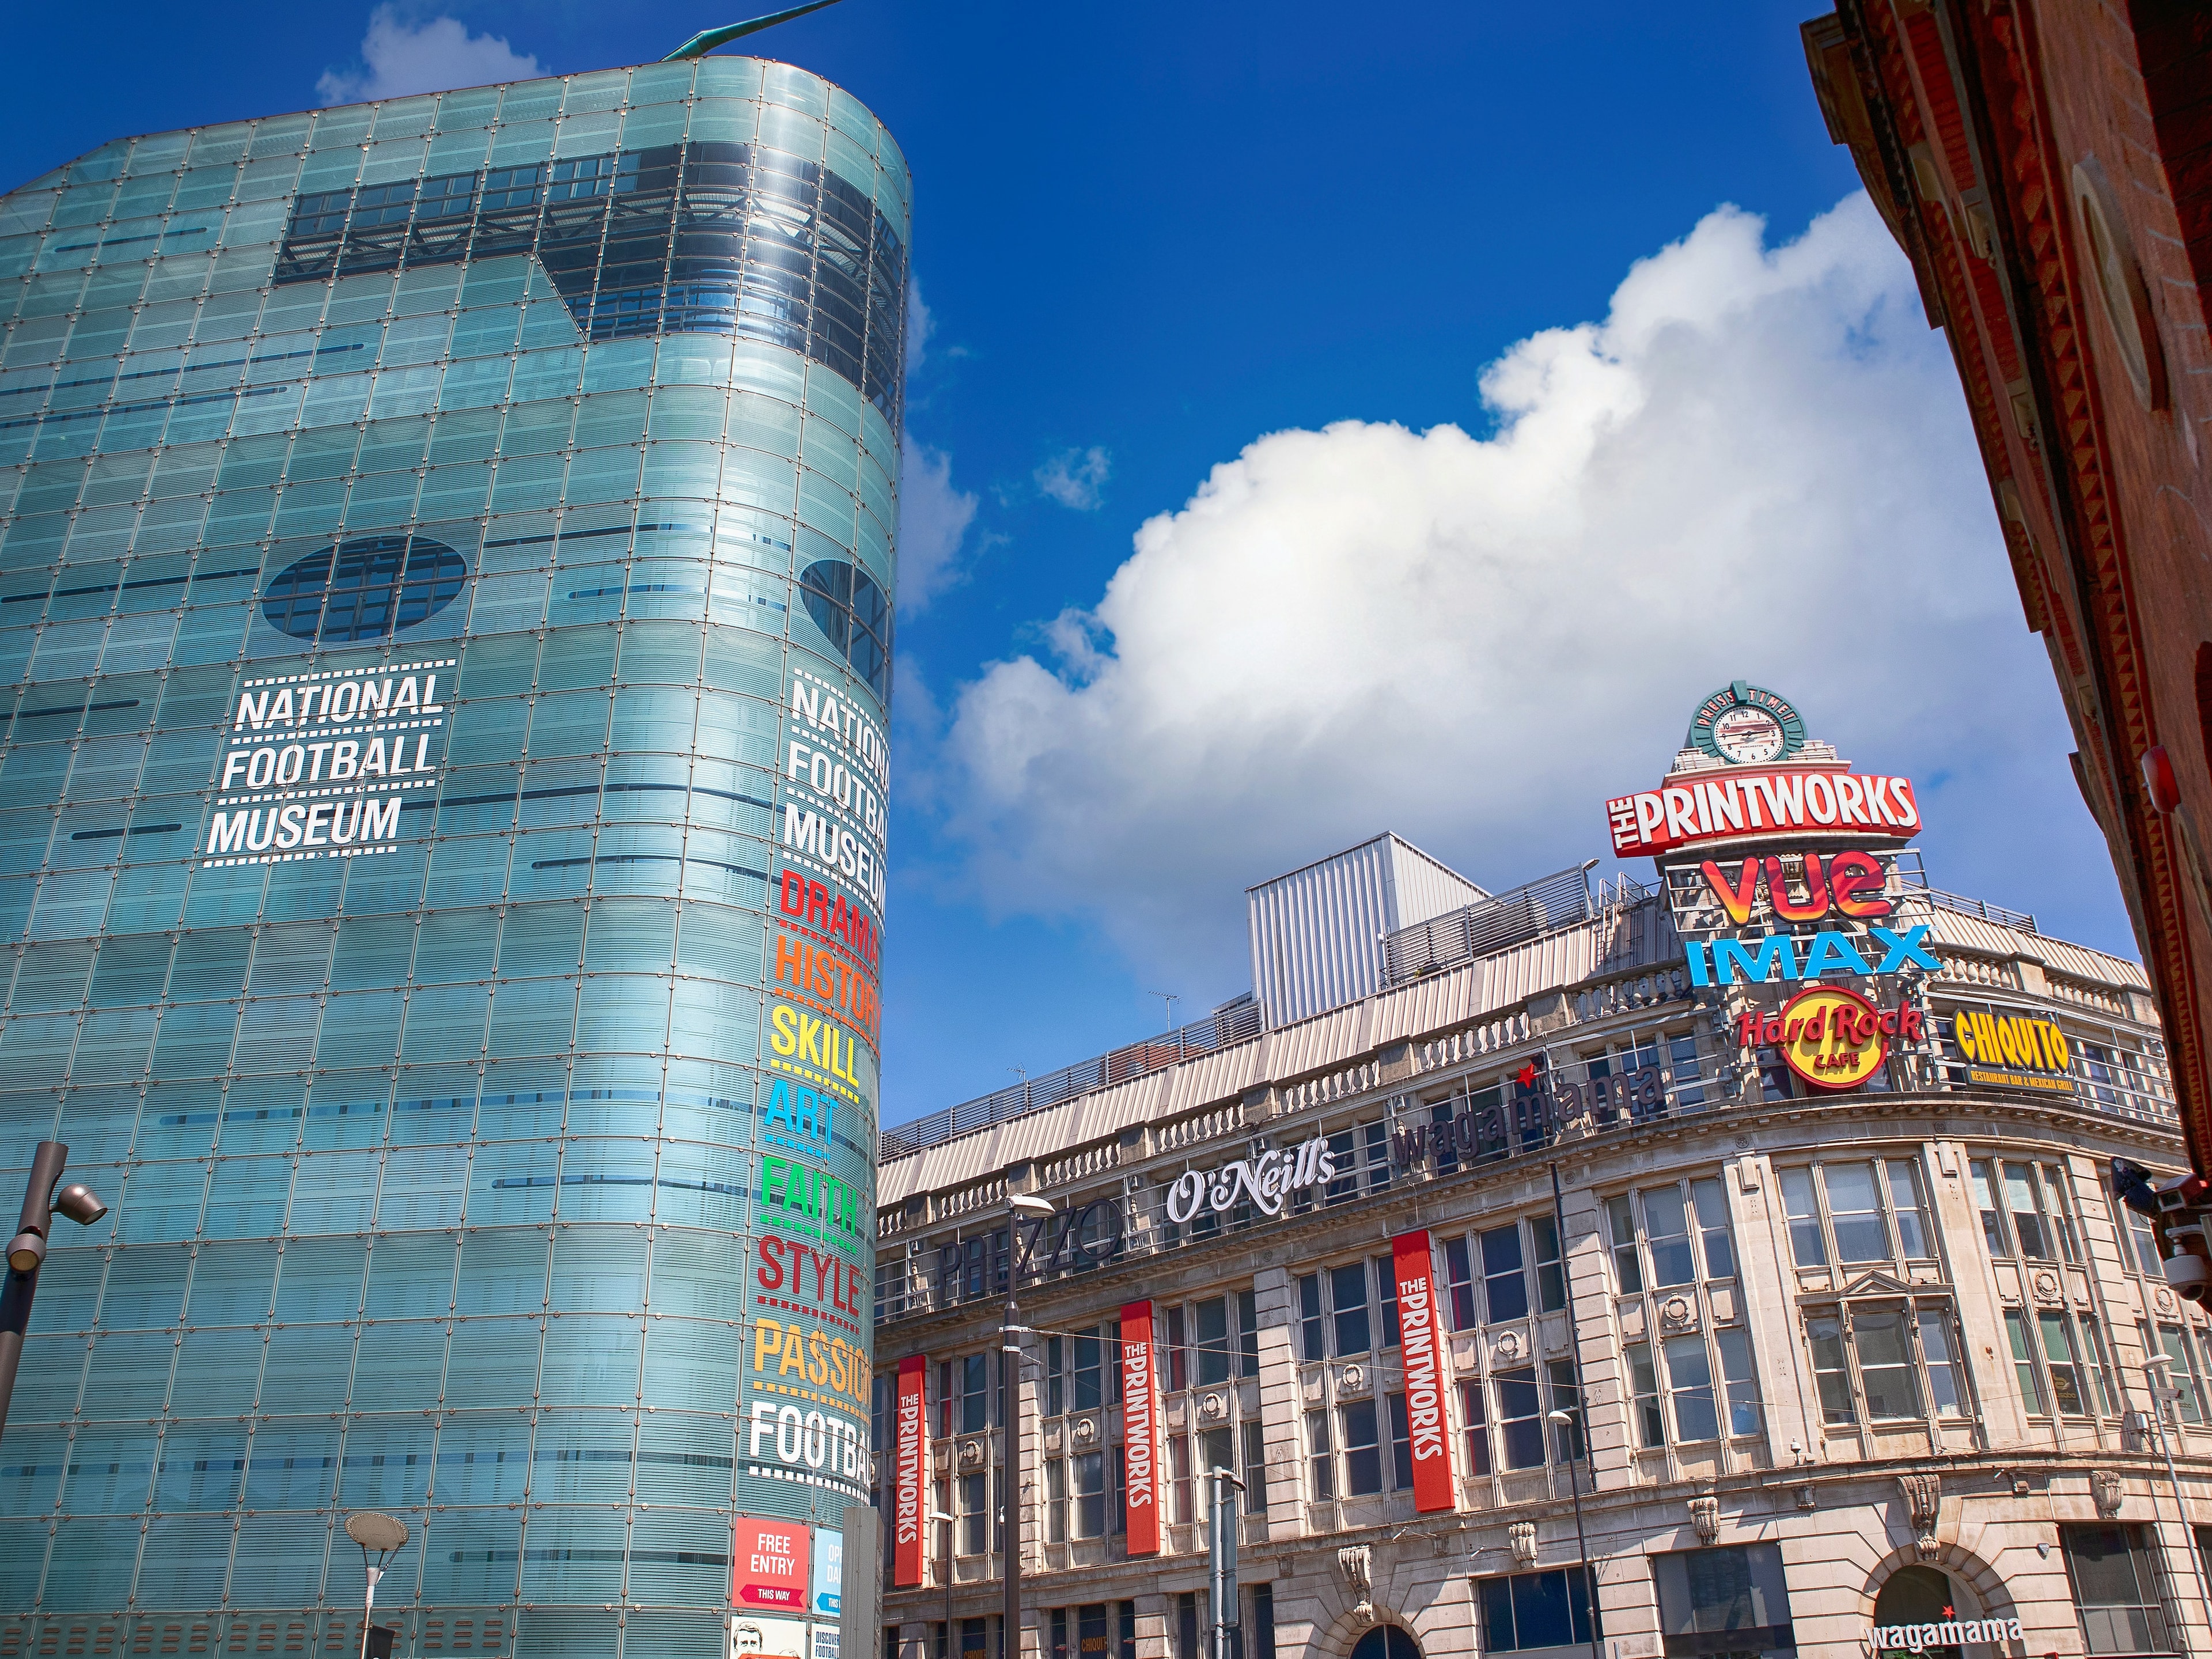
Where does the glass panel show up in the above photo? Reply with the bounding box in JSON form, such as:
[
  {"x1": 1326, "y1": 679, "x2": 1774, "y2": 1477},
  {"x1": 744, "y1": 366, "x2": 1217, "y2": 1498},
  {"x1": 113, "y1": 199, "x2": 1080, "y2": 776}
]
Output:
[
  {"x1": 2004, "y1": 1162, "x2": 2051, "y2": 1259},
  {"x1": 1340, "y1": 1399, "x2": 1381, "y2": 1496},
  {"x1": 1916, "y1": 1310, "x2": 1963, "y2": 1416},
  {"x1": 1664, "y1": 1335, "x2": 1719, "y2": 1441},
  {"x1": 2039, "y1": 1313, "x2": 2087, "y2": 1416},
  {"x1": 1605, "y1": 1195, "x2": 1643, "y2": 1292},
  {"x1": 1969, "y1": 1160, "x2": 2008, "y2": 1255},
  {"x1": 1691, "y1": 1178, "x2": 1734, "y2": 1279},
  {"x1": 1806, "y1": 1315, "x2": 1855, "y2": 1423},
  {"x1": 1779, "y1": 1168, "x2": 1826, "y2": 1267},
  {"x1": 1495, "y1": 1368, "x2": 1543, "y2": 1470},
  {"x1": 1886, "y1": 1161, "x2": 1931, "y2": 1259},
  {"x1": 1715, "y1": 1327, "x2": 1761, "y2": 1435},
  {"x1": 1627, "y1": 1342, "x2": 1664, "y2": 1447},
  {"x1": 2007, "y1": 1310, "x2": 2047, "y2": 1415},
  {"x1": 1822, "y1": 1162, "x2": 1890, "y2": 1263},
  {"x1": 1480, "y1": 1226, "x2": 1528, "y2": 1323},
  {"x1": 1330, "y1": 1263, "x2": 1370, "y2": 1357},
  {"x1": 1642, "y1": 1185, "x2": 1695, "y2": 1287}
]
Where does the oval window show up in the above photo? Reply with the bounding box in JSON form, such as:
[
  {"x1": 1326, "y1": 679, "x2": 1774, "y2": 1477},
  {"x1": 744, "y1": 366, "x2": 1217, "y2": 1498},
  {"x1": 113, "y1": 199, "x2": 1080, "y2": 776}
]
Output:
[{"x1": 261, "y1": 534, "x2": 469, "y2": 644}]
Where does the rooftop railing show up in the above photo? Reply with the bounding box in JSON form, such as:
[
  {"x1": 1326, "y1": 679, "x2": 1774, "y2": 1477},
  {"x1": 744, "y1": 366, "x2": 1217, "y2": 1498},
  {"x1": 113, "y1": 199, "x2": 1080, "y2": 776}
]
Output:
[{"x1": 1381, "y1": 860, "x2": 1601, "y2": 987}]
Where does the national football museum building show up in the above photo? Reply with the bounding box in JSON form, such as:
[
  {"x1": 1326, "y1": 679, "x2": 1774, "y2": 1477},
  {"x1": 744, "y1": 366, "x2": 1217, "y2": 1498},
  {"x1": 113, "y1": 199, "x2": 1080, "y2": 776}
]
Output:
[{"x1": 0, "y1": 52, "x2": 903, "y2": 1659}]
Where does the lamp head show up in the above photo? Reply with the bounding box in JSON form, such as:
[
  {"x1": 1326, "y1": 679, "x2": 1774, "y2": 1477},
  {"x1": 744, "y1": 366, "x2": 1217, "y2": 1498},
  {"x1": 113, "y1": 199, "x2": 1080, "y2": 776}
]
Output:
[
  {"x1": 1546, "y1": 1409, "x2": 1574, "y2": 1425},
  {"x1": 1007, "y1": 1194, "x2": 1055, "y2": 1218},
  {"x1": 6, "y1": 1232, "x2": 44, "y2": 1274},
  {"x1": 53, "y1": 1184, "x2": 105, "y2": 1226}
]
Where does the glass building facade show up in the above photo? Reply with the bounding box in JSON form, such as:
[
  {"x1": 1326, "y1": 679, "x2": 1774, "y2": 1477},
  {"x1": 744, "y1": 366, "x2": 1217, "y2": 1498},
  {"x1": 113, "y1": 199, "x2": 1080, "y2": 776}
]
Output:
[{"x1": 0, "y1": 55, "x2": 903, "y2": 1658}]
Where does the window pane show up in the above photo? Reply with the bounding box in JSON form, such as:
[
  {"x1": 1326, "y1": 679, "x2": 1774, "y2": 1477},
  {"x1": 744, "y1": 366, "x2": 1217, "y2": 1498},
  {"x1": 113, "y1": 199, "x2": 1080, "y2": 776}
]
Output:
[
  {"x1": 2007, "y1": 1310, "x2": 2046, "y2": 1416},
  {"x1": 1626, "y1": 1342, "x2": 1664, "y2": 1448},
  {"x1": 1374, "y1": 1255, "x2": 1402, "y2": 1349},
  {"x1": 1386, "y1": 1391, "x2": 1411, "y2": 1491},
  {"x1": 1642, "y1": 1185, "x2": 1696, "y2": 1287},
  {"x1": 1855, "y1": 1310, "x2": 1921, "y2": 1420},
  {"x1": 1495, "y1": 1368, "x2": 1544, "y2": 1469},
  {"x1": 1715, "y1": 1327, "x2": 1762, "y2": 1435},
  {"x1": 1194, "y1": 1298, "x2": 1230, "y2": 1387},
  {"x1": 1340, "y1": 1397, "x2": 1381, "y2": 1496},
  {"x1": 1822, "y1": 1163, "x2": 1889, "y2": 1263},
  {"x1": 1779, "y1": 1169, "x2": 1827, "y2": 1267},
  {"x1": 1444, "y1": 1237, "x2": 1478, "y2": 1331},
  {"x1": 1530, "y1": 1215, "x2": 1566, "y2": 1312},
  {"x1": 1305, "y1": 1410, "x2": 1333, "y2": 1501},
  {"x1": 1237, "y1": 1290, "x2": 1259, "y2": 1380},
  {"x1": 2039, "y1": 1313, "x2": 2087, "y2": 1416},
  {"x1": 1664, "y1": 1335, "x2": 1719, "y2": 1441},
  {"x1": 1297, "y1": 1274, "x2": 1324, "y2": 1364},
  {"x1": 1691, "y1": 1178, "x2": 1734, "y2": 1279},
  {"x1": 1969, "y1": 1160, "x2": 2008, "y2": 1255},
  {"x1": 1806, "y1": 1315, "x2": 1855, "y2": 1423},
  {"x1": 1481, "y1": 1226, "x2": 1529, "y2": 1323},
  {"x1": 1916, "y1": 1310, "x2": 1962, "y2": 1416},
  {"x1": 2004, "y1": 1162, "x2": 2051, "y2": 1259},
  {"x1": 1606, "y1": 1195, "x2": 1643, "y2": 1292},
  {"x1": 1886, "y1": 1161, "x2": 1931, "y2": 1259},
  {"x1": 1331, "y1": 1264, "x2": 1371, "y2": 1357},
  {"x1": 1459, "y1": 1377, "x2": 1491, "y2": 1476}
]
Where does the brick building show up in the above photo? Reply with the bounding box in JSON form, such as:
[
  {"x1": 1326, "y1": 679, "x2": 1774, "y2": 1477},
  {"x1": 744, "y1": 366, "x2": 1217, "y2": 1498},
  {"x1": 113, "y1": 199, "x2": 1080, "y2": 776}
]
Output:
[{"x1": 1802, "y1": 2, "x2": 2212, "y2": 1172}]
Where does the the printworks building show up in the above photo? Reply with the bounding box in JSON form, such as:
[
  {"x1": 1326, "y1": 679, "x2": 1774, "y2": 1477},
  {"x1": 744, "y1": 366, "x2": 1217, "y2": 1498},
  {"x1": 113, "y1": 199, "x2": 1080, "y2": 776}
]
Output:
[
  {"x1": 0, "y1": 50, "x2": 901, "y2": 1659},
  {"x1": 874, "y1": 687, "x2": 2212, "y2": 1659}
]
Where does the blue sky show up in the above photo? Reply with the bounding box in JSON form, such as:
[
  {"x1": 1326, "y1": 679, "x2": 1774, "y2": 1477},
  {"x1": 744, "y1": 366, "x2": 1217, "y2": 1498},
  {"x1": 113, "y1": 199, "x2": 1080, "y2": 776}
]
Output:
[{"x1": 2, "y1": 1, "x2": 2135, "y2": 1126}]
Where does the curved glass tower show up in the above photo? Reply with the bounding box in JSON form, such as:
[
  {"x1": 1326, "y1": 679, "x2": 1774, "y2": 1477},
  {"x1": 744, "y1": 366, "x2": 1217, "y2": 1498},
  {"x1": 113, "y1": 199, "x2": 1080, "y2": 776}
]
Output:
[{"x1": 0, "y1": 54, "x2": 903, "y2": 1659}]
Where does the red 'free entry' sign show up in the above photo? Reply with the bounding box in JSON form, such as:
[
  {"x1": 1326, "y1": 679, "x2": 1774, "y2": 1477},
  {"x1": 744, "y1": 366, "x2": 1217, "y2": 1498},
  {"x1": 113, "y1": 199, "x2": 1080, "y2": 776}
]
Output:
[{"x1": 732, "y1": 1518, "x2": 810, "y2": 1609}]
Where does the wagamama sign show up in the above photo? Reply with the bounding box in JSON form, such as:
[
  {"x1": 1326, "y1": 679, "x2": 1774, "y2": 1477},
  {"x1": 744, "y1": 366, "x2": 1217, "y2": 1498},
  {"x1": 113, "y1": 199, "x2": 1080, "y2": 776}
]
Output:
[{"x1": 204, "y1": 660, "x2": 451, "y2": 866}]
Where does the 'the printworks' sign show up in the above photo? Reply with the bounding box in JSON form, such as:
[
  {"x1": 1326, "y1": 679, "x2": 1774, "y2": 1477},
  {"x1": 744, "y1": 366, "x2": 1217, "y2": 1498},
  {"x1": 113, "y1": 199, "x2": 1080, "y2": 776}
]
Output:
[
  {"x1": 1605, "y1": 767, "x2": 1921, "y2": 857},
  {"x1": 1390, "y1": 1231, "x2": 1456, "y2": 1513},
  {"x1": 1120, "y1": 1300, "x2": 1162, "y2": 1555},
  {"x1": 892, "y1": 1355, "x2": 926, "y2": 1587}
]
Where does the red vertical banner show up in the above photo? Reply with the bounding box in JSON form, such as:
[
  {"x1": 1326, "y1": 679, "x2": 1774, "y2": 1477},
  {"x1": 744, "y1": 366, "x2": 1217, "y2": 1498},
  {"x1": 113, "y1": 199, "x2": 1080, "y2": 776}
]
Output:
[
  {"x1": 893, "y1": 1353, "x2": 928, "y2": 1586},
  {"x1": 1120, "y1": 1299, "x2": 1162, "y2": 1555},
  {"x1": 1391, "y1": 1230, "x2": 1457, "y2": 1513}
]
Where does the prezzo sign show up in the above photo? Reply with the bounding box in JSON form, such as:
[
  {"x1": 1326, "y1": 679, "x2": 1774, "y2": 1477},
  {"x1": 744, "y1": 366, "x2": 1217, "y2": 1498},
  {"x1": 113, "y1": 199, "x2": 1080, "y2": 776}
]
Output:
[
  {"x1": 1120, "y1": 1300, "x2": 1162, "y2": 1555},
  {"x1": 892, "y1": 1355, "x2": 926, "y2": 1586},
  {"x1": 1606, "y1": 767, "x2": 1920, "y2": 857},
  {"x1": 203, "y1": 658, "x2": 452, "y2": 866},
  {"x1": 1164, "y1": 1135, "x2": 1339, "y2": 1224},
  {"x1": 1389, "y1": 1232, "x2": 1455, "y2": 1513}
]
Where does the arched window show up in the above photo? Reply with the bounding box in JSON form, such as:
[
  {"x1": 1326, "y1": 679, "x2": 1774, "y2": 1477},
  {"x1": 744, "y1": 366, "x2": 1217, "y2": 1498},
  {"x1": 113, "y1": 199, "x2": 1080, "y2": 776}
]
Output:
[
  {"x1": 1873, "y1": 1566, "x2": 1962, "y2": 1659},
  {"x1": 1347, "y1": 1627, "x2": 1421, "y2": 1659}
]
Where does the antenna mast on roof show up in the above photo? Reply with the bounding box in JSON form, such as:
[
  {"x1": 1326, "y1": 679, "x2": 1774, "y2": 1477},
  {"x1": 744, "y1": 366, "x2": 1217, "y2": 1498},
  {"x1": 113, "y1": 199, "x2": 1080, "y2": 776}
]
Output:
[{"x1": 663, "y1": 0, "x2": 847, "y2": 60}]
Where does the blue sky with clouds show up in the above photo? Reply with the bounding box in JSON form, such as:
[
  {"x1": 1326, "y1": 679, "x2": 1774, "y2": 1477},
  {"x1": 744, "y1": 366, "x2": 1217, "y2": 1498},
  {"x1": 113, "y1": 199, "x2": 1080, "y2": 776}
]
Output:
[{"x1": 2, "y1": 1, "x2": 2137, "y2": 1126}]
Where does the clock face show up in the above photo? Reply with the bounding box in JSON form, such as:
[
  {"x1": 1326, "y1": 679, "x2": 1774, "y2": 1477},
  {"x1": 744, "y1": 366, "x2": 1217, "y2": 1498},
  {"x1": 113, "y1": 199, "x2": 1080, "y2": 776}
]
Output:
[{"x1": 1712, "y1": 706, "x2": 1786, "y2": 764}]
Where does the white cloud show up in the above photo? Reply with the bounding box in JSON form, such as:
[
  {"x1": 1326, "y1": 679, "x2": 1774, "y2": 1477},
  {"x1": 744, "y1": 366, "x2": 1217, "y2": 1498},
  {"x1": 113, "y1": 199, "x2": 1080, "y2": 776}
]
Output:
[
  {"x1": 906, "y1": 281, "x2": 936, "y2": 376},
  {"x1": 896, "y1": 437, "x2": 980, "y2": 612},
  {"x1": 317, "y1": 6, "x2": 540, "y2": 104},
  {"x1": 1035, "y1": 446, "x2": 1112, "y2": 511},
  {"x1": 933, "y1": 195, "x2": 2108, "y2": 988}
]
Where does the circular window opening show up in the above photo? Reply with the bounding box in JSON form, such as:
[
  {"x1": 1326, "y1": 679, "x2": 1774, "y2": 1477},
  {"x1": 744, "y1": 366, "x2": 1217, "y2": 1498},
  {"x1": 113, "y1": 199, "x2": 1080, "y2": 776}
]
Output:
[
  {"x1": 262, "y1": 534, "x2": 469, "y2": 645},
  {"x1": 798, "y1": 557, "x2": 892, "y2": 702}
]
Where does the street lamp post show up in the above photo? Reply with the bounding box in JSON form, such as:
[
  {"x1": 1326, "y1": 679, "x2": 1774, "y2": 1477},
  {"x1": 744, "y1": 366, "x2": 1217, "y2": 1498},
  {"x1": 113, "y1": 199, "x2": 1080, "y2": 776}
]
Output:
[
  {"x1": 930, "y1": 1507, "x2": 957, "y2": 1658},
  {"x1": 1545, "y1": 1410, "x2": 1600, "y2": 1659},
  {"x1": 344, "y1": 1510, "x2": 410, "y2": 1659},
  {"x1": 0, "y1": 1141, "x2": 107, "y2": 1443},
  {"x1": 1002, "y1": 1193, "x2": 1055, "y2": 1659},
  {"x1": 1203, "y1": 1466, "x2": 1245, "y2": 1659},
  {"x1": 2141, "y1": 1357, "x2": 2212, "y2": 1643}
]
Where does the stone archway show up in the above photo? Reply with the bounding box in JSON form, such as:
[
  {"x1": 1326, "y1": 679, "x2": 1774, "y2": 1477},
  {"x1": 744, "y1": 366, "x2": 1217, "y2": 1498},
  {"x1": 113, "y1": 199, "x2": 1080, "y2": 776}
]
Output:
[{"x1": 1859, "y1": 1544, "x2": 2020, "y2": 1657}]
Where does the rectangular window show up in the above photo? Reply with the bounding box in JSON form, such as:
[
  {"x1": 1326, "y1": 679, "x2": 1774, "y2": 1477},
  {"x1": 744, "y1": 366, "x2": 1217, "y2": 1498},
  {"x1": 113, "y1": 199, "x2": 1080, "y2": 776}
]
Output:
[
  {"x1": 1691, "y1": 1177, "x2": 1735, "y2": 1279},
  {"x1": 1047, "y1": 1335, "x2": 1065, "y2": 1418},
  {"x1": 1241, "y1": 1418, "x2": 1267, "y2": 1513},
  {"x1": 1331, "y1": 1263, "x2": 1371, "y2": 1357},
  {"x1": 1340, "y1": 1398, "x2": 1382, "y2": 1496},
  {"x1": 1480, "y1": 1226, "x2": 1529, "y2": 1323},
  {"x1": 2124, "y1": 1205, "x2": 2163, "y2": 1277},
  {"x1": 1444, "y1": 1236, "x2": 1478, "y2": 1331},
  {"x1": 1252, "y1": 1584, "x2": 1277, "y2": 1659},
  {"x1": 1806, "y1": 1315, "x2": 1854, "y2": 1424},
  {"x1": 1166, "y1": 1304, "x2": 1189, "y2": 1394},
  {"x1": 1475, "y1": 1567, "x2": 1599, "y2": 1654},
  {"x1": 2039, "y1": 1312, "x2": 2088, "y2": 1416},
  {"x1": 1547, "y1": 1359, "x2": 1584, "y2": 1460},
  {"x1": 1642, "y1": 1185, "x2": 1696, "y2": 1287},
  {"x1": 1668, "y1": 1032, "x2": 1706, "y2": 1108},
  {"x1": 1297, "y1": 1274, "x2": 1324, "y2": 1364},
  {"x1": 1653, "y1": 1544, "x2": 1791, "y2": 1654},
  {"x1": 2061, "y1": 1524, "x2": 2173, "y2": 1656},
  {"x1": 2157, "y1": 1324, "x2": 2206, "y2": 1423},
  {"x1": 1195, "y1": 1297, "x2": 1232, "y2": 1387},
  {"x1": 2006, "y1": 1309, "x2": 2046, "y2": 1416},
  {"x1": 1238, "y1": 1290, "x2": 1260, "y2": 1379},
  {"x1": 1074, "y1": 1331, "x2": 1103, "y2": 1411},
  {"x1": 1855, "y1": 1309, "x2": 1921, "y2": 1420},
  {"x1": 1606, "y1": 1195, "x2": 1643, "y2": 1293},
  {"x1": 1911, "y1": 1309, "x2": 1964, "y2": 1415},
  {"x1": 1823, "y1": 1162, "x2": 1890, "y2": 1263},
  {"x1": 1716, "y1": 1327, "x2": 1761, "y2": 1435},
  {"x1": 1626, "y1": 1342, "x2": 1664, "y2": 1448},
  {"x1": 1458, "y1": 1378, "x2": 1491, "y2": 1477},
  {"x1": 1529, "y1": 1215, "x2": 1566, "y2": 1312},
  {"x1": 1887, "y1": 1160, "x2": 1931, "y2": 1259},
  {"x1": 2081, "y1": 1319, "x2": 2120, "y2": 1416},
  {"x1": 1073, "y1": 1450, "x2": 1106, "y2": 1539},
  {"x1": 1969, "y1": 1159, "x2": 2008, "y2": 1255},
  {"x1": 1495, "y1": 1368, "x2": 1543, "y2": 1469},
  {"x1": 1169, "y1": 1434, "x2": 1191, "y2": 1527},
  {"x1": 1046, "y1": 1456, "x2": 1067, "y2": 1544},
  {"x1": 1386, "y1": 1392, "x2": 1411, "y2": 1491},
  {"x1": 1305, "y1": 1408, "x2": 1334, "y2": 1502},
  {"x1": 2003, "y1": 1161, "x2": 2052, "y2": 1259},
  {"x1": 2044, "y1": 1163, "x2": 2084, "y2": 1263},
  {"x1": 961, "y1": 1354, "x2": 990, "y2": 1434},
  {"x1": 1374, "y1": 1255, "x2": 1403, "y2": 1349},
  {"x1": 959, "y1": 1469, "x2": 987, "y2": 1555},
  {"x1": 1175, "y1": 1594, "x2": 1200, "y2": 1659},
  {"x1": 1779, "y1": 1168, "x2": 1827, "y2": 1267},
  {"x1": 1664, "y1": 1335, "x2": 1719, "y2": 1442}
]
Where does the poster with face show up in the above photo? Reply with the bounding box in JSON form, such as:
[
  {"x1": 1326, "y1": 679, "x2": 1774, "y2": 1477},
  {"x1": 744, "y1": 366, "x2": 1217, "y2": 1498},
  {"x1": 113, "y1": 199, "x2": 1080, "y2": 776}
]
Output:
[{"x1": 730, "y1": 1615, "x2": 810, "y2": 1659}]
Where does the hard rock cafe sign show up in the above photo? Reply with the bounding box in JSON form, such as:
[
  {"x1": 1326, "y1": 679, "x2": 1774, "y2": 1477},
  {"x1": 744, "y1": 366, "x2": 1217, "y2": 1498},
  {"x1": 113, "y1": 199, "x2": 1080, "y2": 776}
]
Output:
[{"x1": 1737, "y1": 983, "x2": 1918, "y2": 1090}]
